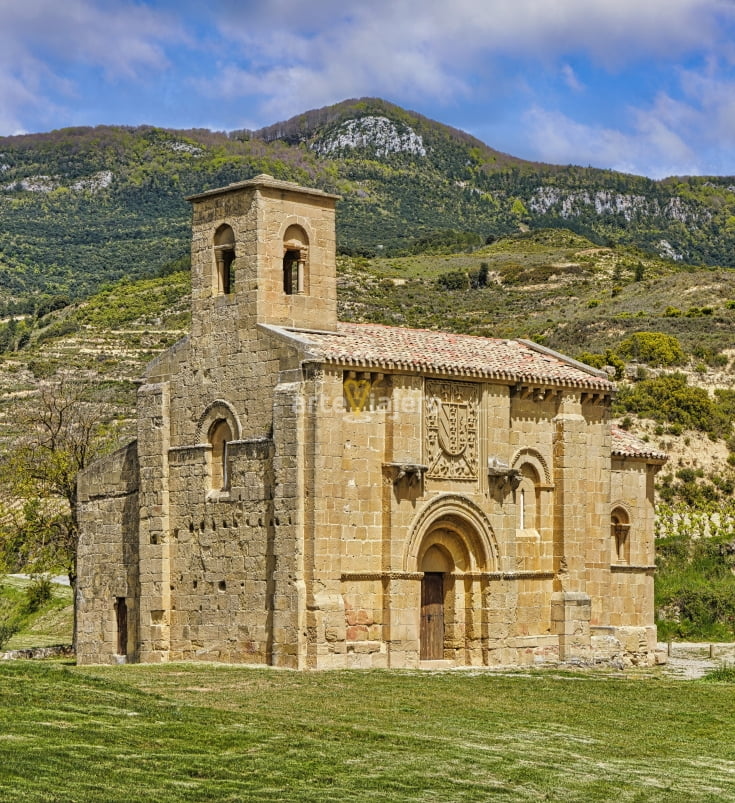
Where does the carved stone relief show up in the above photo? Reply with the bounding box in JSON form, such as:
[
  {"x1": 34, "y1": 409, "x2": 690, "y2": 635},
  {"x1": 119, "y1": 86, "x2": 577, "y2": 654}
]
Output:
[{"x1": 425, "y1": 380, "x2": 478, "y2": 479}]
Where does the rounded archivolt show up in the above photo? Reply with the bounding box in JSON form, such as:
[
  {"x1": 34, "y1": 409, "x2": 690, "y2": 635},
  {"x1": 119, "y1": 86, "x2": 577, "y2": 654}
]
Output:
[
  {"x1": 404, "y1": 494, "x2": 499, "y2": 573},
  {"x1": 510, "y1": 447, "x2": 551, "y2": 485},
  {"x1": 196, "y1": 399, "x2": 242, "y2": 444}
]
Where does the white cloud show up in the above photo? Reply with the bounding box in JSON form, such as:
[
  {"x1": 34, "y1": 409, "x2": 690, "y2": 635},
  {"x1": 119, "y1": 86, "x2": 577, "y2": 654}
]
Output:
[
  {"x1": 0, "y1": 0, "x2": 185, "y2": 134},
  {"x1": 202, "y1": 0, "x2": 735, "y2": 151},
  {"x1": 561, "y1": 65, "x2": 584, "y2": 93},
  {"x1": 524, "y1": 101, "x2": 707, "y2": 178},
  {"x1": 522, "y1": 61, "x2": 735, "y2": 177},
  {"x1": 210, "y1": 0, "x2": 735, "y2": 85}
]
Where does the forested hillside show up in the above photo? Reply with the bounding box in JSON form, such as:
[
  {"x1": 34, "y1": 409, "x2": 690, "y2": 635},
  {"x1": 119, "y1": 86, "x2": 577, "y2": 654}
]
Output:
[{"x1": 1, "y1": 97, "x2": 735, "y2": 315}]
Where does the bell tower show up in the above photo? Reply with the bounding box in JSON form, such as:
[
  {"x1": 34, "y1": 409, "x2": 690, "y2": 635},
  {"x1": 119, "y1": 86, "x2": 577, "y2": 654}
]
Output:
[{"x1": 187, "y1": 174, "x2": 339, "y2": 333}]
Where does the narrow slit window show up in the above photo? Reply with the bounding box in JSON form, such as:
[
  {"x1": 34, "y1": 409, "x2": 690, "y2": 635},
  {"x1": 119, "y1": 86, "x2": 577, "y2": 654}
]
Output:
[
  {"x1": 209, "y1": 419, "x2": 232, "y2": 491},
  {"x1": 611, "y1": 509, "x2": 631, "y2": 564},
  {"x1": 115, "y1": 597, "x2": 128, "y2": 656}
]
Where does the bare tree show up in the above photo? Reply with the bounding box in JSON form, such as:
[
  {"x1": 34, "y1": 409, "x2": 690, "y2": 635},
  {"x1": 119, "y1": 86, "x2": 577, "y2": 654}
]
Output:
[{"x1": 0, "y1": 376, "x2": 121, "y2": 643}]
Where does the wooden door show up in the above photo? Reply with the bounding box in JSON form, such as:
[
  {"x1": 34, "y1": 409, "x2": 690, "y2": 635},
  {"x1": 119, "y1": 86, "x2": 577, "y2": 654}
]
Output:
[{"x1": 420, "y1": 573, "x2": 444, "y2": 660}]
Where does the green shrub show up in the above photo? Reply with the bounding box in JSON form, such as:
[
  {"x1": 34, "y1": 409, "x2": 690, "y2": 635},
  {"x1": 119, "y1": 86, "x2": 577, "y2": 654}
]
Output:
[
  {"x1": 617, "y1": 332, "x2": 685, "y2": 367},
  {"x1": 0, "y1": 620, "x2": 18, "y2": 651},
  {"x1": 34, "y1": 319, "x2": 79, "y2": 344},
  {"x1": 615, "y1": 372, "x2": 731, "y2": 438},
  {"x1": 693, "y1": 345, "x2": 729, "y2": 368},
  {"x1": 663, "y1": 306, "x2": 682, "y2": 317},
  {"x1": 703, "y1": 664, "x2": 735, "y2": 682},
  {"x1": 656, "y1": 527, "x2": 735, "y2": 641},
  {"x1": 0, "y1": 594, "x2": 20, "y2": 651},
  {"x1": 25, "y1": 576, "x2": 53, "y2": 613},
  {"x1": 576, "y1": 349, "x2": 625, "y2": 379},
  {"x1": 436, "y1": 270, "x2": 469, "y2": 291}
]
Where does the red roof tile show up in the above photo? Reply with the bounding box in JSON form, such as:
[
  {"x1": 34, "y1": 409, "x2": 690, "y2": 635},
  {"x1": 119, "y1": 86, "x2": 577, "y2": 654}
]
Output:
[
  {"x1": 611, "y1": 426, "x2": 668, "y2": 462},
  {"x1": 280, "y1": 321, "x2": 614, "y2": 390}
]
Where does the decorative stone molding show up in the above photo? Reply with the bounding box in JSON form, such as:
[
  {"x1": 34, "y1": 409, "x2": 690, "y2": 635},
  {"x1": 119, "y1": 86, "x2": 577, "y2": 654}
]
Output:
[
  {"x1": 341, "y1": 572, "x2": 424, "y2": 581},
  {"x1": 404, "y1": 493, "x2": 498, "y2": 573},
  {"x1": 510, "y1": 447, "x2": 552, "y2": 485},
  {"x1": 195, "y1": 398, "x2": 242, "y2": 442},
  {"x1": 610, "y1": 564, "x2": 656, "y2": 573}
]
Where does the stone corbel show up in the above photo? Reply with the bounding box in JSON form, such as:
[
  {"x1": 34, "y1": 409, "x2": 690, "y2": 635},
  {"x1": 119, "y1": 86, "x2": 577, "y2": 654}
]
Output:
[
  {"x1": 487, "y1": 457, "x2": 522, "y2": 491},
  {"x1": 383, "y1": 462, "x2": 428, "y2": 487}
]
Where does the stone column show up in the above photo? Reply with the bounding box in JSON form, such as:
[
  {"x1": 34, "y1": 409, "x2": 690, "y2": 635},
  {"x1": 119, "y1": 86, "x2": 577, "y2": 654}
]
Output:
[
  {"x1": 551, "y1": 392, "x2": 592, "y2": 660},
  {"x1": 136, "y1": 382, "x2": 171, "y2": 663},
  {"x1": 271, "y1": 373, "x2": 307, "y2": 668}
]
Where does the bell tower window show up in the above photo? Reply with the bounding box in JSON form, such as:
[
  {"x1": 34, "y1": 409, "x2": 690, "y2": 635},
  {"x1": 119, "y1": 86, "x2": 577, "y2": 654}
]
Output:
[
  {"x1": 283, "y1": 249, "x2": 303, "y2": 294},
  {"x1": 282, "y1": 225, "x2": 309, "y2": 296},
  {"x1": 213, "y1": 224, "x2": 235, "y2": 295}
]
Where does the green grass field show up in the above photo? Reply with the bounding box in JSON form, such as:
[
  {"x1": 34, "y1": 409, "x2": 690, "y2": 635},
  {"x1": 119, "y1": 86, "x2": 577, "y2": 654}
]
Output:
[
  {"x1": 0, "y1": 575, "x2": 73, "y2": 651},
  {"x1": 1, "y1": 661, "x2": 734, "y2": 802}
]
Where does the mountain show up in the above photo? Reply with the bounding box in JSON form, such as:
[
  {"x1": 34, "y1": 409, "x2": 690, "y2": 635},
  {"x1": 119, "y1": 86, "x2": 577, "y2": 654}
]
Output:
[{"x1": 1, "y1": 97, "x2": 735, "y2": 311}]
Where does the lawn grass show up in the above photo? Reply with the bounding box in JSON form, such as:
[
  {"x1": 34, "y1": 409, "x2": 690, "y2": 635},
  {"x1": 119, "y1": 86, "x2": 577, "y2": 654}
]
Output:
[
  {"x1": 1, "y1": 662, "x2": 734, "y2": 801},
  {"x1": 0, "y1": 576, "x2": 73, "y2": 651}
]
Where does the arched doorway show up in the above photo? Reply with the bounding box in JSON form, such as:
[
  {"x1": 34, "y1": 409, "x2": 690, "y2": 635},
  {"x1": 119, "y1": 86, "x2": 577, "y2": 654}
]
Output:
[
  {"x1": 406, "y1": 496, "x2": 498, "y2": 665},
  {"x1": 416, "y1": 519, "x2": 479, "y2": 663}
]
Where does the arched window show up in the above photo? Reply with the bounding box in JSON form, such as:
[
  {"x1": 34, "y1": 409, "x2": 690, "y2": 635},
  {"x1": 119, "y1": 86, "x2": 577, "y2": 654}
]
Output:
[
  {"x1": 282, "y1": 225, "x2": 308, "y2": 295},
  {"x1": 213, "y1": 224, "x2": 235, "y2": 295},
  {"x1": 209, "y1": 419, "x2": 232, "y2": 491},
  {"x1": 611, "y1": 508, "x2": 631, "y2": 564},
  {"x1": 517, "y1": 464, "x2": 540, "y2": 531}
]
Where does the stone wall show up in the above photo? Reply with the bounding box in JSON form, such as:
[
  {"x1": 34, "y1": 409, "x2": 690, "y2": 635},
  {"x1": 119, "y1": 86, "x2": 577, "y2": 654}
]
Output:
[
  {"x1": 293, "y1": 367, "x2": 644, "y2": 668},
  {"x1": 165, "y1": 437, "x2": 276, "y2": 662},
  {"x1": 76, "y1": 441, "x2": 139, "y2": 665}
]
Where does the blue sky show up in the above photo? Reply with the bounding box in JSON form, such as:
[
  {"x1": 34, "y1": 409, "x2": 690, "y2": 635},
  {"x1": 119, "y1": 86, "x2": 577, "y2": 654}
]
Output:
[{"x1": 2, "y1": 0, "x2": 735, "y2": 178}]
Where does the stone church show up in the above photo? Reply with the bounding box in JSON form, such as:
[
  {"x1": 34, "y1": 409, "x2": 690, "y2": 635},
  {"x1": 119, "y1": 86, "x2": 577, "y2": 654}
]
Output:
[{"x1": 76, "y1": 174, "x2": 666, "y2": 668}]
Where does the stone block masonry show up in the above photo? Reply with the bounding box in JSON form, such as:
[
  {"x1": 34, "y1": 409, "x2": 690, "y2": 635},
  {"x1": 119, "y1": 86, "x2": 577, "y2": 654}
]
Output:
[{"x1": 76, "y1": 175, "x2": 666, "y2": 668}]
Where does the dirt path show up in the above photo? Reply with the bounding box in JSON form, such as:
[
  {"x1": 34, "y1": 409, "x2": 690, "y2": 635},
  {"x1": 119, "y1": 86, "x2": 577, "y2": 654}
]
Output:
[{"x1": 658, "y1": 641, "x2": 735, "y2": 679}]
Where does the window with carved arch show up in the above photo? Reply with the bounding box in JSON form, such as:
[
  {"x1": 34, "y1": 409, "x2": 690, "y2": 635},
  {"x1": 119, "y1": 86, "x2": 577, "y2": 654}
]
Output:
[
  {"x1": 611, "y1": 507, "x2": 631, "y2": 564},
  {"x1": 517, "y1": 463, "x2": 541, "y2": 531},
  {"x1": 213, "y1": 224, "x2": 235, "y2": 295},
  {"x1": 282, "y1": 224, "x2": 309, "y2": 295},
  {"x1": 208, "y1": 419, "x2": 232, "y2": 491}
]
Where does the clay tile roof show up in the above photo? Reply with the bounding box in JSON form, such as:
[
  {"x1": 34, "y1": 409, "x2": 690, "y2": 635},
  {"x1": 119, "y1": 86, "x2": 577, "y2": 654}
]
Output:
[
  {"x1": 611, "y1": 425, "x2": 668, "y2": 462},
  {"x1": 285, "y1": 321, "x2": 614, "y2": 390}
]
